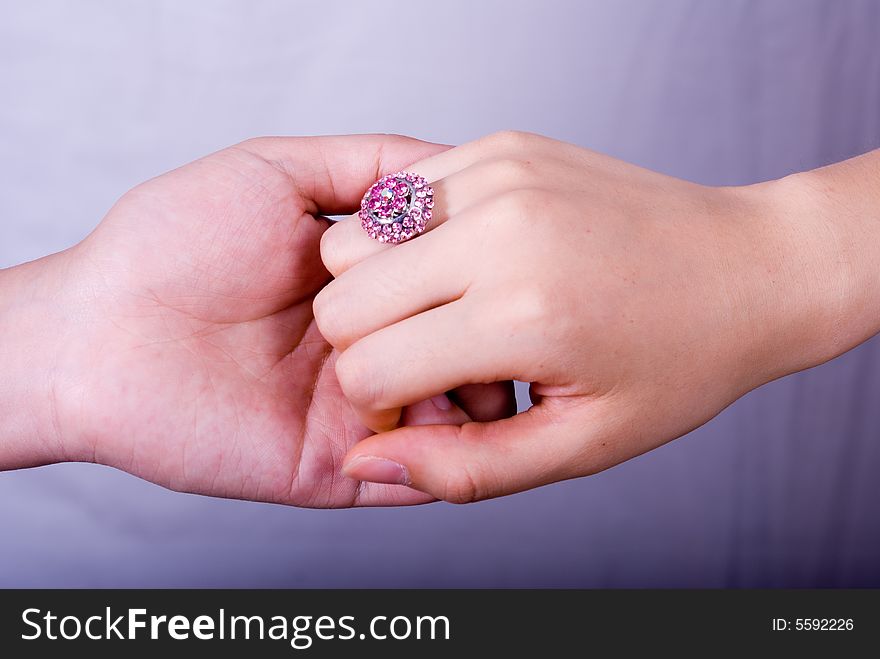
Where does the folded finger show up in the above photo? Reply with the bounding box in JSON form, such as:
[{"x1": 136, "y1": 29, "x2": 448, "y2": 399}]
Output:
[{"x1": 314, "y1": 220, "x2": 468, "y2": 350}]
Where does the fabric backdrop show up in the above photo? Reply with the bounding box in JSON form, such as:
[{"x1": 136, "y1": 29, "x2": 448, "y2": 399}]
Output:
[{"x1": 1, "y1": 0, "x2": 878, "y2": 587}]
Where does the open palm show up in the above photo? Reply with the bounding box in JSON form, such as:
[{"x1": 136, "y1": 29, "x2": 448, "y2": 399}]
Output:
[{"x1": 58, "y1": 136, "x2": 473, "y2": 507}]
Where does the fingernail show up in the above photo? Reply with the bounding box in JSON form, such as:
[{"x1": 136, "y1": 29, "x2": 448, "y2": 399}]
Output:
[
  {"x1": 430, "y1": 394, "x2": 452, "y2": 411},
  {"x1": 345, "y1": 456, "x2": 409, "y2": 485}
]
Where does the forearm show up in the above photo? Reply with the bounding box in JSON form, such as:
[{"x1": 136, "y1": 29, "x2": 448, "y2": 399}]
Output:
[{"x1": 0, "y1": 253, "x2": 75, "y2": 469}]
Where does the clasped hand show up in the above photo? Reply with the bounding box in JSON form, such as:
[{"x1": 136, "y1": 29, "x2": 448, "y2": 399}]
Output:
[{"x1": 2, "y1": 131, "x2": 859, "y2": 507}]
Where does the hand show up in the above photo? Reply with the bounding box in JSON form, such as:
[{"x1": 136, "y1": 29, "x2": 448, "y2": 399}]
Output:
[
  {"x1": 0, "y1": 135, "x2": 513, "y2": 507},
  {"x1": 316, "y1": 130, "x2": 862, "y2": 503}
]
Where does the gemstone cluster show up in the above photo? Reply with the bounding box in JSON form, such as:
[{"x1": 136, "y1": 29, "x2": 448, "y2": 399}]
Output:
[{"x1": 359, "y1": 171, "x2": 434, "y2": 244}]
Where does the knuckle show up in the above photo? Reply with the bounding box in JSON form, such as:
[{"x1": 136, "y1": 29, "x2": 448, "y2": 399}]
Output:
[
  {"x1": 334, "y1": 349, "x2": 376, "y2": 408},
  {"x1": 510, "y1": 284, "x2": 554, "y2": 328},
  {"x1": 336, "y1": 344, "x2": 400, "y2": 412},
  {"x1": 312, "y1": 284, "x2": 351, "y2": 347},
  {"x1": 319, "y1": 222, "x2": 350, "y2": 277},
  {"x1": 487, "y1": 157, "x2": 535, "y2": 187},
  {"x1": 237, "y1": 136, "x2": 267, "y2": 150},
  {"x1": 378, "y1": 132, "x2": 414, "y2": 148},
  {"x1": 438, "y1": 429, "x2": 502, "y2": 504},
  {"x1": 486, "y1": 129, "x2": 536, "y2": 152},
  {"x1": 491, "y1": 188, "x2": 548, "y2": 223},
  {"x1": 234, "y1": 136, "x2": 278, "y2": 158},
  {"x1": 441, "y1": 466, "x2": 484, "y2": 504}
]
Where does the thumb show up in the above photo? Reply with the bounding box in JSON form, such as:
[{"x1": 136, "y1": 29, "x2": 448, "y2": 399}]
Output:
[
  {"x1": 342, "y1": 404, "x2": 596, "y2": 504},
  {"x1": 239, "y1": 134, "x2": 450, "y2": 215}
]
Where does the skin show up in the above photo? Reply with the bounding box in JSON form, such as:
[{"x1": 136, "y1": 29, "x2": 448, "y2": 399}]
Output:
[
  {"x1": 0, "y1": 134, "x2": 514, "y2": 508},
  {"x1": 316, "y1": 130, "x2": 880, "y2": 504}
]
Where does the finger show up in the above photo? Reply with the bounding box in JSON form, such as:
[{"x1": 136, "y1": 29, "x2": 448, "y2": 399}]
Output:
[
  {"x1": 401, "y1": 394, "x2": 470, "y2": 426},
  {"x1": 353, "y1": 482, "x2": 435, "y2": 507},
  {"x1": 354, "y1": 395, "x2": 469, "y2": 507},
  {"x1": 450, "y1": 382, "x2": 518, "y2": 422},
  {"x1": 314, "y1": 221, "x2": 469, "y2": 350},
  {"x1": 334, "y1": 294, "x2": 531, "y2": 432},
  {"x1": 342, "y1": 403, "x2": 594, "y2": 503},
  {"x1": 358, "y1": 129, "x2": 555, "y2": 194},
  {"x1": 321, "y1": 155, "x2": 536, "y2": 278},
  {"x1": 235, "y1": 134, "x2": 450, "y2": 215}
]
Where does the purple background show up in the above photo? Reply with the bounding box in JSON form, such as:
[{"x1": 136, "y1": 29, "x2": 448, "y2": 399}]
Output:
[{"x1": 1, "y1": 0, "x2": 879, "y2": 587}]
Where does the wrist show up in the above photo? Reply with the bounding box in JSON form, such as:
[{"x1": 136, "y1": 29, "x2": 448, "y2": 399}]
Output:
[
  {"x1": 742, "y1": 157, "x2": 880, "y2": 383},
  {"x1": 0, "y1": 251, "x2": 87, "y2": 468}
]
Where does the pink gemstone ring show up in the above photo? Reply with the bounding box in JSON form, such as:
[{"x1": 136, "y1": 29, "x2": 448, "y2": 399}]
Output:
[{"x1": 359, "y1": 171, "x2": 434, "y2": 244}]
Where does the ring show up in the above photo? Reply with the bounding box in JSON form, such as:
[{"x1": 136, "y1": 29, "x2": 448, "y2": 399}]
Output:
[{"x1": 359, "y1": 171, "x2": 434, "y2": 244}]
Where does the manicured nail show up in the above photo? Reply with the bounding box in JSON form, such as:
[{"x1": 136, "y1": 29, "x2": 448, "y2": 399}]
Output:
[
  {"x1": 345, "y1": 456, "x2": 409, "y2": 485},
  {"x1": 430, "y1": 394, "x2": 452, "y2": 411}
]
